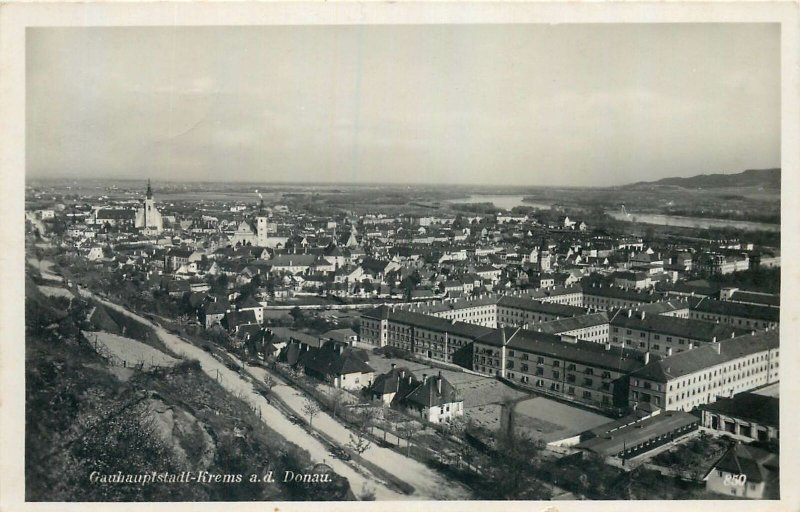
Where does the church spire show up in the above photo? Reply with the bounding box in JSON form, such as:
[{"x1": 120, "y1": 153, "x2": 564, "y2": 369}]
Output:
[{"x1": 146, "y1": 179, "x2": 153, "y2": 199}]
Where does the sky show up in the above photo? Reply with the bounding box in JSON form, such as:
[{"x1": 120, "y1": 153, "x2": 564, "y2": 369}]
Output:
[{"x1": 26, "y1": 24, "x2": 780, "y2": 187}]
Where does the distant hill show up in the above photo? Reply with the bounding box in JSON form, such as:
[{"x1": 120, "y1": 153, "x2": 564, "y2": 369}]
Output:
[{"x1": 626, "y1": 168, "x2": 780, "y2": 190}]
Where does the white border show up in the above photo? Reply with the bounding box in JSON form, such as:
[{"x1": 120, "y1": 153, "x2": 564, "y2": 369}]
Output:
[{"x1": 1, "y1": 2, "x2": 798, "y2": 512}]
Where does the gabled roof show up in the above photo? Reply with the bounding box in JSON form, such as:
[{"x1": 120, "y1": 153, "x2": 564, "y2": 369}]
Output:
[
  {"x1": 403, "y1": 374, "x2": 461, "y2": 408},
  {"x1": 300, "y1": 341, "x2": 375, "y2": 377},
  {"x1": 475, "y1": 327, "x2": 648, "y2": 372},
  {"x1": 690, "y1": 298, "x2": 779, "y2": 322},
  {"x1": 497, "y1": 295, "x2": 587, "y2": 317},
  {"x1": 536, "y1": 312, "x2": 609, "y2": 335},
  {"x1": 630, "y1": 329, "x2": 779, "y2": 383},
  {"x1": 609, "y1": 311, "x2": 742, "y2": 341},
  {"x1": 369, "y1": 367, "x2": 419, "y2": 397},
  {"x1": 708, "y1": 443, "x2": 778, "y2": 483}
]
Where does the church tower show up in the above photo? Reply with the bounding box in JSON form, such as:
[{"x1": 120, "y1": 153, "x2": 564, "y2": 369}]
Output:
[
  {"x1": 144, "y1": 179, "x2": 154, "y2": 227},
  {"x1": 538, "y1": 237, "x2": 551, "y2": 273},
  {"x1": 135, "y1": 179, "x2": 163, "y2": 233},
  {"x1": 256, "y1": 197, "x2": 269, "y2": 247}
]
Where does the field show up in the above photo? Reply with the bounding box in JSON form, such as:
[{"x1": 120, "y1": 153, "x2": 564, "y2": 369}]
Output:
[
  {"x1": 82, "y1": 330, "x2": 178, "y2": 369},
  {"x1": 513, "y1": 396, "x2": 611, "y2": 443}
]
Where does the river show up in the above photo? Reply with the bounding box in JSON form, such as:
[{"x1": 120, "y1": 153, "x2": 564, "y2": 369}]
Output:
[
  {"x1": 446, "y1": 194, "x2": 779, "y2": 232},
  {"x1": 445, "y1": 194, "x2": 552, "y2": 211}
]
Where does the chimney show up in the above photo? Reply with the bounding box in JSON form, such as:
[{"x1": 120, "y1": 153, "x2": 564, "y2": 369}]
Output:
[
  {"x1": 437, "y1": 372, "x2": 443, "y2": 394},
  {"x1": 422, "y1": 373, "x2": 428, "y2": 384},
  {"x1": 712, "y1": 342, "x2": 721, "y2": 355},
  {"x1": 712, "y1": 336, "x2": 717, "y2": 343},
  {"x1": 407, "y1": 375, "x2": 412, "y2": 385},
  {"x1": 604, "y1": 342, "x2": 611, "y2": 351},
  {"x1": 628, "y1": 309, "x2": 633, "y2": 318},
  {"x1": 641, "y1": 311, "x2": 646, "y2": 319},
  {"x1": 391, "y1": 363, "x2": 397, "y2": 370},
  {"x1": 666, "y1": 347, "x2": 673, "y2": 357},
  {"x1": 644, "y1": 352, "x2": 650, "y2": 364},
  {"x1": 731, "y1": 332, "x2": 735, "y2": 338}
]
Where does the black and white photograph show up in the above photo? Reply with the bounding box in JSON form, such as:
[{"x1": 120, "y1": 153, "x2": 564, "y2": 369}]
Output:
[{"x1": 2, "y1": 2, "x2": 799, "y2": 510}]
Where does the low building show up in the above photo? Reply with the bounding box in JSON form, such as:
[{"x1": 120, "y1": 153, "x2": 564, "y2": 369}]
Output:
[
  {"x1": 368, "y1": 364, "x2": 419, "y2": 405},
  {"x1": 699, "y1": 392, "x2": 779, "y2": 443},
  {"x1": 402, "y1": 371, "x2": 464, "y2": 423},
  {"x1": 289, "y1": 341, "x2": 375, "y2": 391},
  {"x1": 703, "y1": 443, "x2": 779, "y2": 499},
  {"x1": 576, "y1": 409, "x2": 700, "y2": 460}
]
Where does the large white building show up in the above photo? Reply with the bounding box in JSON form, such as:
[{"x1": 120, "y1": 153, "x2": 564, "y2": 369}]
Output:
[{"x1": 134, "y1": 181, "x2": 163, "y2": 234}]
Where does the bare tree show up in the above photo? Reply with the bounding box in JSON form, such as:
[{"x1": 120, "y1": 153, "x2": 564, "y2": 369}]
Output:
[
  {"x1": 302, "y1": 398, "x2": 321, "y2": 427},
  {"x1": 263, "y1": 374, "x2": 277, "y2": 394},
  {"x1": 358, "y1": 406, "x2": 379, "y2": 435},
  {"x1": 397, "y1": 423, "x2": 415, "y2": 457},
  {"x1": 329, "y1": 388, "x2": 345, "y2": 419},
  {"x1": 347, "y1": 426, "x2": 371, "y2": 457}
]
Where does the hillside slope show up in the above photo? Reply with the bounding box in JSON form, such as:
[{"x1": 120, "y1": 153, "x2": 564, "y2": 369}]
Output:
[{"x1": 626, "y1": 168, "x2": 780, "y2": 190}]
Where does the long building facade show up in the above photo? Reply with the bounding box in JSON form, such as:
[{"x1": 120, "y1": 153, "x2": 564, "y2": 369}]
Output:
[{"x1": 627, "y1": 330, "x2": 779, "y2": 412}]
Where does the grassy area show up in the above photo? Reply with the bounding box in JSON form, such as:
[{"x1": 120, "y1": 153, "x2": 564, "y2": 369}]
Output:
[
  {"x1": 25, "y1": 288, "x2": 354, "y2": 501},
  {"x1": 652, "y1": 432, "x2": 735, "y2": 479}
]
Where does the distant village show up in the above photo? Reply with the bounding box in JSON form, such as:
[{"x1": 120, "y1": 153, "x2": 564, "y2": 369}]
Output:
[{"x1": 26, "y1": 181, "x2": 781, "y2": 500}]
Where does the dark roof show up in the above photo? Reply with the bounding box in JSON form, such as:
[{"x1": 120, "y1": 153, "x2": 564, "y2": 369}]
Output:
[
  {"x1": 386, "y1": 309, "x2": 495, "y2": 340},
  {"x1": 224, "y1": 309, "x2": 257, "y2": 328},
  {"x1": 268, "y1": 327, "x2": 323, "y2": 348},
  {"x1": 536, "y1": 312, "x2": 609, "y2": 335},
  {"x1": 369, "y1": 367, "x2": 419, "y2": 398},
  {"x1": 300, "y1": 341, "x2": 375, "y2": 377},
  {"x1": 475, "y1": 327, "x2": 648, "y2": 372},
  {"x1": 237, "y1": 296, "x2": 262, "y2": 310},
  {"x1": 168, "y1": 248, "x2": 194, "y2": 258},
  {"x1": 497, "y1": 295, "x2": 587, "y2": 317},
  {"x1": 577, "y1": 411, "x2": 699, "y2": 457},
  {"x1": 709, "y1": 443, "x2": 778, "y2": 483},
  {"x1": 204, "y1": 299, "x2": 230, "y2": 315},
  {"x1": 728, "y1": 290, "x2": 780, "y2": 307},
  {"x1": 583, "y1": 285, "x2": 664, "y2": 302},
  {"x1": 690, "y1": 298, "x2": 779, "y2": 322},
  {"x1": 630, "y1": 329, "x2": 779, "y2": 382},
  {"x1": 96, "y1": 208, "x2": 136, "y2": 220},
  {"x1": 609, "y1": 310, "x2": 742, "y2": 341},
  {"x1": 700, "y1": 392, "x2": 778, "y2": 427},
  {"x1": 403, "y1": 374, "x2": 461, "y2": 408}
]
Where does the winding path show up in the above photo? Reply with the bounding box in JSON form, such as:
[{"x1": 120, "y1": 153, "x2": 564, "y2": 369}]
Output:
[{"x1": 78, "y1": 289, "x2": 471, "y2": 500}]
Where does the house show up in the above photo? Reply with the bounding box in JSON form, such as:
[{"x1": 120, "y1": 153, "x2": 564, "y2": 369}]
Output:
[
  {"x1": 202, "y1": 299, "x2": 229, "y2": 329},
  {"x1": 294, "y1": 341, "x2": 375, "y2": 391},
  {"x1": 402, "y1": 371, "x2": 464, "y2": 423},
  {"x1": 703, "y1": 443, "x2": 778, "y2": 499},
  {"x1": 368, "y1": 364, "x2": 420, "y2": 405}
]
